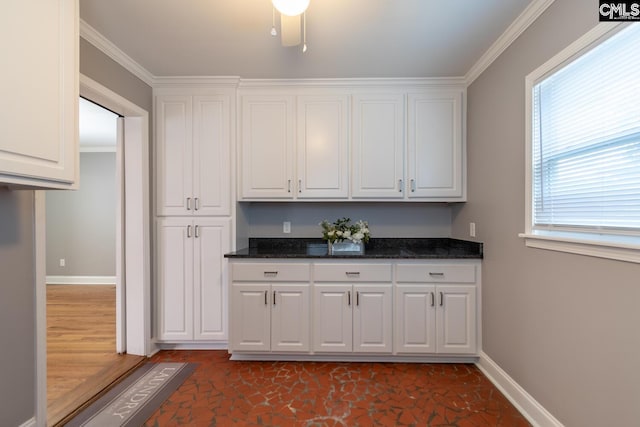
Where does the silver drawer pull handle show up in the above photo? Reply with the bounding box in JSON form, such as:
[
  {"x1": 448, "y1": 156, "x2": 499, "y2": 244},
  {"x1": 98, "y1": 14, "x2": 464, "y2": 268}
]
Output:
[
  {"x1": 439, "y1": 292, "x2": 444, "y2": 307},
  {"x1": 347, "y1": 290, "x2": 351, "y2": 306},
  {"x1": 264, "y1": 290, "x2": 268, "y2": 305},
  {"x1": 186, "y1": 197, "x2": 192, "y2": 210},
  {"x1": 429, "y1": 272, "x2": 444, "y2": 277},
  {"x1": 263, "y1": 271, "x2": 278, "y2": 277},
  {"x1": 345, "y1": 271, "x2": 360, "y2": 277}
]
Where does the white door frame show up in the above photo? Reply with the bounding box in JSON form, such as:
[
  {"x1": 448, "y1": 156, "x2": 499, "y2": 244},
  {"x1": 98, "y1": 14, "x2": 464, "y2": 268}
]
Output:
[{"x1": 35, "y1": 74, "x2": 152, "y2": 425}]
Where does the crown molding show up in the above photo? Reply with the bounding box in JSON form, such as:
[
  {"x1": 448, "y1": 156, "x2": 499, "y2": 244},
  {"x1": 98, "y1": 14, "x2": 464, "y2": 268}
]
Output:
[
  {"x1": 153, "y1": 76, "x2": 242, "y2": 88},
  {"x1": 464, "y1": 0, "x2": 556, "y2": 86},
  {"x1": 238, "y1": 77, "x2": 467, "y2": 89},
  {"x1": 80, "y1": 19, "x2": 155, "y2": 87}
]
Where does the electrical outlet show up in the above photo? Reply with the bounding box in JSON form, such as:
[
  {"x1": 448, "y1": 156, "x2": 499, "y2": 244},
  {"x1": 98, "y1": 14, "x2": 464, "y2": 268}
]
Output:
[
  {"x1": 283, "y1": 221, "x2": 291, "y2": 234},
  {"x1": 469, "y1": 222, "x2": 476, "y2": 238},
  {"x1": 59, "y1": 258, "x2": 66, "y2": 267}
]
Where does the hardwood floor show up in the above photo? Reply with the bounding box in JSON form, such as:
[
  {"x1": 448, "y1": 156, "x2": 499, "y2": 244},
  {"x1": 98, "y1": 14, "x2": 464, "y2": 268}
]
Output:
[{"x1": 47, "y1": 284, "x2": 145, "y2": 426}]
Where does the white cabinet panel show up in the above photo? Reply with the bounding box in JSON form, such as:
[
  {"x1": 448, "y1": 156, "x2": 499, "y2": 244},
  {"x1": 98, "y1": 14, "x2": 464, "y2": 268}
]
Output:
[
  {"x1": 241, "y1": 95, "x2": 295, "y2": 199},
  {"x1": 193, "y1": 96, "x2": 232, "y2": 216},
  {"x1": 157, "y1": 218, "x2": 194, "y2": 341},
  {"x1": 297, "y1": 95, "x2": 349, "y2": 198},
  {"x1": 0, "y1": 0, "x2": 78, "y2": 188},
  {"x1": 407, "y1": 91, "x2": 464, "y2": 199},
  {"x1": 156, "y1": 94, "x2": 231, "y2": 216},
  {"x1": 230, "y1": 284, "x2": 271, "y2": 351},
  {"x1": 437, "y1": 285, "x2": 476, "y2": 354},
  {"x1": 394, "y1": 285, "x2": 436, "y2": 353},
  {"x1": 194, "y1": 219, "x2": 231, "y2": 340},
  {"x1": 157, "y1": 217, "x2": 231, "y2": 342},
  {"x1": 313, "y1": 284, "x2": 352, "y2": 352},
  {"x1": 156, "y1": 96, "x2": 192, "y2": 215},
  {"x1": 353, "y1": 285, "x2": 393, "y2": 353},
  {"x1": 352, "y1": 94, "x2": 405, "y2": 198},
  {"x1": 271, "y1": 284, "x2": 311, "y2": 352}
]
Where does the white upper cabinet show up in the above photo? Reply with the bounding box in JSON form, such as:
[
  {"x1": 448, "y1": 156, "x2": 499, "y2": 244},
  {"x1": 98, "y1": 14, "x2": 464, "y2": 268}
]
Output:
[
  {"x1": 239, "y1": 94, "x2": 349, "y2": 200},
  {"x1": 240, "y1": 95, "x2": 295, "y2": 199},
  {"x1": 351, "y1": 94, "x2": 405, "y2": 199},
  {"x1": 0, "y1": 0, "x2": 78, "y2": 188},
  {"x1": 407, "y1": 90, "x2": 464, "y2": 199},
  {"x1": 237, "y1": 82, "x2": 465, "y2": 202},
  {"x1": 297, "y1": 95, "x2": 349, "y2": 199},
  {"x1": 156, "y1": 93, "x2": 231, "y2": 216}
]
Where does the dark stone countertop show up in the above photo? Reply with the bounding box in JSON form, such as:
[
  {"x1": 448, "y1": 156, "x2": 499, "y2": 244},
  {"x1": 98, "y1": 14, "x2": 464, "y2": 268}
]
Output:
[{"x1": 225, "y1": 238, "x2": 483, "y2": 259}]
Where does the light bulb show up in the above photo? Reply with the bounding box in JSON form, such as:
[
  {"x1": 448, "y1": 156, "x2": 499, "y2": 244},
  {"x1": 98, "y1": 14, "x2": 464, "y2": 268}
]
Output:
[
  {"x1": 272, "y1": 0, "x2": 310, "y2": 17},
  {"x1": 271, "y1": 26, "x2": 277, "y2": 36}
]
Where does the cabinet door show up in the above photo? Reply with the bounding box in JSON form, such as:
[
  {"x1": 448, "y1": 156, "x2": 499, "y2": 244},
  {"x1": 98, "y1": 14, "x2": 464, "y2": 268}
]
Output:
[
  {"x1": 436, "y1": 285, "x2": 476, "y2": 354},
  {"x1": 297, "y1": 95, "x2": 349, "y2": 199},
  {"x1": 240, "y1": 95, "x2": 295, "y2": 199},
  {"x1": 407, "y1": 91, "x2": 464, "y2": 199},
  {"x1": 230, "y1": 284, "x2": 271, "y2": 351},
  {"x1": 271, "y1": 284, "x2": 310, "y2": 352},
  {"x1": 0, "y1": 0, "x2": 78, "y2": 188},
  {"x1": 157, "y1": 218, "x2": 194, "y2": 340},
  {"x1": 156, "y1": 95, "x2": 193, "y2": 215},
  {"x1": 352, "y1": 94, "x2": 405, "y2": 198},
  {"x1": 353, "y1": 285, "x2": 393, "y2": 353},
  {"x1": 394, "y1": 285, "x2": 436, "y2": 354},
  {"x1": 193, "y1": 218, "x2": 231, "y2": 341},
  {"x1": 193, "y1": 95, "x2": 231, "y2": 216},
  {"x1": 313, "y1": 284, "x2": 352, "y2": 352}
]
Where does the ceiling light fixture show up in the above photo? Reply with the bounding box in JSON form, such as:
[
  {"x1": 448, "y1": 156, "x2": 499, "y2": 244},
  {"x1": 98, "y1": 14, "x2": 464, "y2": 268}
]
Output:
[
  {"x1": 272, "y1": 0, "x2": 309, "y2": 16},
  {"x1": 270, "y1": 0, "x2": 309, "y2": 52}
]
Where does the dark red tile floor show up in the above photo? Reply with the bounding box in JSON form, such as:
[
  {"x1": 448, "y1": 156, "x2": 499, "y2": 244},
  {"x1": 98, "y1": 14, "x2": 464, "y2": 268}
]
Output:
[{"x1": 145, "y1": 350, "x2": 530, "y2": 426}]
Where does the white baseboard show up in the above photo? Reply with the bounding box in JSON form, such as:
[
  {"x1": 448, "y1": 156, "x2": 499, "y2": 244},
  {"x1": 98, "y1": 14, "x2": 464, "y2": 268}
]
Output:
[
  {"x1": 46, "y1": 275, "x2": 116, "y2": 285},
  {"x1": 476, "y1": 351, "x2": 564, "y2": 427},
  {"x1": 19, "y1": 417, "x2": 36, "y2": 427}
]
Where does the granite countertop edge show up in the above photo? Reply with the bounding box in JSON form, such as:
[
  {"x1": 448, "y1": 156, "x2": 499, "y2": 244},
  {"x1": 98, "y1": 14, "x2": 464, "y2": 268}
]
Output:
[{"x1": 225, "y1": 238, "x2": 483, "y2": 259}]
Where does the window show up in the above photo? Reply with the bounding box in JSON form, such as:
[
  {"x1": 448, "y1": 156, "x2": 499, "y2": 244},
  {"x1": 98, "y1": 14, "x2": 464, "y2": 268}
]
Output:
[{"x1": 522, "y1": 23, "x2": 640, "y2": 263}]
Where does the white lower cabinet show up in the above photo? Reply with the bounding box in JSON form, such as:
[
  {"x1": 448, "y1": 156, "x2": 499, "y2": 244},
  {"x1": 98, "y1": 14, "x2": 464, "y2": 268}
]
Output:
[
  {"x1": 230, "y1": 263, "x2": 311, "y2": 352},
  {"x1": 228, "y1": 259, "x2": 480, "y2": 360},
  {"x1": 156, "y1": 217, "x2": 231, "y2": 342},
  {"x1": 313, "y1": 283, "x2": 393, "y2": 353},
  {"x1": 395, "y1": 264, "x2": 477, "y2": 355}
]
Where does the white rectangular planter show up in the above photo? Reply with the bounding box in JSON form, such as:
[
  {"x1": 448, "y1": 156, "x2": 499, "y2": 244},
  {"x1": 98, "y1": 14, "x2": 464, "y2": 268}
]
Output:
[{"x1": 327, "y1": 241, "x2": 364, "y2": 255}]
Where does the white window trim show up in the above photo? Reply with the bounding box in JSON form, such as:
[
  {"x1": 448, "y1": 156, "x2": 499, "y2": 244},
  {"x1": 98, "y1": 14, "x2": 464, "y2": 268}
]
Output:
[{"x1": 521, "y1": 21, "x2": 640, "y2": 264}]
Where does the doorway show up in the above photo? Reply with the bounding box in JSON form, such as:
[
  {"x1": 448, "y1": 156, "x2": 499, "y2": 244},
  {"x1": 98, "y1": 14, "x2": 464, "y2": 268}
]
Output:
[
  {"x1": 45, "y1": 98, "x2": 145, "y2": 425},
  {"x1": 34, "y1": 74, "x2": 153, "y2": 425}
]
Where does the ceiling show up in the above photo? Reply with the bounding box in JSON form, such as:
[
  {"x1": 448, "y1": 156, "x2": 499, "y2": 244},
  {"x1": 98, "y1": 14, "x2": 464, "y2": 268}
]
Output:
[{"x1": 79, "y1": 0, "x2": 534, "y2": 79}]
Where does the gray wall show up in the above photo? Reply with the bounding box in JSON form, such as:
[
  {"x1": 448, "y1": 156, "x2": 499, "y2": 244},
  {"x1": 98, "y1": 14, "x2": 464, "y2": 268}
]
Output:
[
  {"x1": 0, "y1": 189, "x2": 35, "y2": 426},
  {"x1": 451, "y1": 1, "x2": 640, "y2": 425},
  {"x1": 238, "y1": 202, "x2": 452, "y2": 247},
  {"x1": 80, "y1": 38, "x2": 152, "y2": 113},
  {"x1": 46, "y1": 152, "x2": 116, "y2": 277}
]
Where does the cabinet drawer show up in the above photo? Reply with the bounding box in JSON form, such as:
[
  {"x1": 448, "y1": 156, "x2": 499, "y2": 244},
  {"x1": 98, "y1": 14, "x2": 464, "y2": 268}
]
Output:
[
  {"x1": 396, "y1": 264, "x2": 476, "y2": 283},
  {"x1": 232, "y1": 263, "x2": 310, "y2": 282},
  {"x1": 313, "y1": 264, "x2": 392, "y2": 282}
]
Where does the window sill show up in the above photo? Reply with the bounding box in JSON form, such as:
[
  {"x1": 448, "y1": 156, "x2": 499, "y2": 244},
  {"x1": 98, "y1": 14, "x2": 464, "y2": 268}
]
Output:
[{"x1": 518, "y1": 231, "x2": 640, "y2": 264}]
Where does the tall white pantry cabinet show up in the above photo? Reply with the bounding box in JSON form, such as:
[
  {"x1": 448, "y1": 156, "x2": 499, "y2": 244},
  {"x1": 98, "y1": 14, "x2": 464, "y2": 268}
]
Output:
[{"x1": 155, "y1": 87, "x2": 234, "y2": 344}]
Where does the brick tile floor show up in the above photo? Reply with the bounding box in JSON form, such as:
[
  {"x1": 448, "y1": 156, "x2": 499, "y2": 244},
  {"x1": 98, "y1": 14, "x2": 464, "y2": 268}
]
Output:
[{"x1": 144, "y1": 350, "x2": 530, "y2": 427}]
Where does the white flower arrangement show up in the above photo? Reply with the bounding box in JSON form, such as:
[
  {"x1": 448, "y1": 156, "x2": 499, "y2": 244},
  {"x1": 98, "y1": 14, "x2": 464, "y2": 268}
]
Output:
[{"x1": 319, "y1": 217, "x2": 371, "y2": 244}]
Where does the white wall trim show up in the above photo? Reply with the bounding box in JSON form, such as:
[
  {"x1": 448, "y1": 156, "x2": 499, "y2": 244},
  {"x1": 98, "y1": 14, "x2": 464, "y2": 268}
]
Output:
[
  {"x1": 46, "y1": 275, "x2": 117, "y2": 285},
  {"x1": 80, "y1": 19, "x2": 155, "y2": 86},
  {"x1": 18, "y1": 417, "x2": 36, "y2": 427},
  {"x1": 80, "y1": 145, "x2": 117, "y2": 153},
  {"x1": 476, "y1": 351, "x2": 564, "y2": 427},
  {"x1": 465, "y1": 0, "x2": 556, "y2": 85}
]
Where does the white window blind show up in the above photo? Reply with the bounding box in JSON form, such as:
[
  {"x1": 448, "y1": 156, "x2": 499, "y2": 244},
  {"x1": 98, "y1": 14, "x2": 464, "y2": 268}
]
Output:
[{"x1": 532, "y1": 24, "x2": 640, "y2": 233}]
